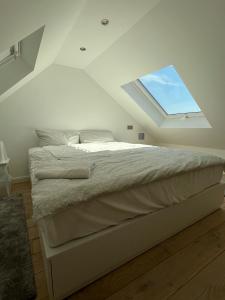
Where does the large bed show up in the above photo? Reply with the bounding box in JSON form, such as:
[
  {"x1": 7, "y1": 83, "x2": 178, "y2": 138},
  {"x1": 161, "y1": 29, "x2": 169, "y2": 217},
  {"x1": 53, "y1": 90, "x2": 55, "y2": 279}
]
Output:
[{"x1": 29, "y1": 134, "x2": 225, "y2": 300}]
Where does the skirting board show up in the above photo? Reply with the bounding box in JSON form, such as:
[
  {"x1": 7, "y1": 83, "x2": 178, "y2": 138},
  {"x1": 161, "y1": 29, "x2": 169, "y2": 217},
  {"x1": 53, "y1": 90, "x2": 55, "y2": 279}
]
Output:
[{"x1": 39, "y1": 183, "x2": 225, "y2": 300}]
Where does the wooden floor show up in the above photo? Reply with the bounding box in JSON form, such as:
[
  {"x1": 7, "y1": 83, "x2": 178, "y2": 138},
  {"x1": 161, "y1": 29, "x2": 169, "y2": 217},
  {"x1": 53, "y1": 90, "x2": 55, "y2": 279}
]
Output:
[{"x1": 12, "y1": 181, "x2": 225, "y2": 300}]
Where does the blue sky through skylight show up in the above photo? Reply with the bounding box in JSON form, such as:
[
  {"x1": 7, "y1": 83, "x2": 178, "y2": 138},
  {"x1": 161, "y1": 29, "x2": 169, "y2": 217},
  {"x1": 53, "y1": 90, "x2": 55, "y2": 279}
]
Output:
[{"x1": 139, "y1": 65, "x2": 201, "y2": 115}]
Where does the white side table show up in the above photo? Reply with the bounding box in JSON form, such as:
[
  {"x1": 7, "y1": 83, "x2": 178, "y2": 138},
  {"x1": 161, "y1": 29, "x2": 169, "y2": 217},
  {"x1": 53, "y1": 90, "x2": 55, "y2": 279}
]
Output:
[{"x1": 0, "y1": 160, "x2": 11, "y2": 197}]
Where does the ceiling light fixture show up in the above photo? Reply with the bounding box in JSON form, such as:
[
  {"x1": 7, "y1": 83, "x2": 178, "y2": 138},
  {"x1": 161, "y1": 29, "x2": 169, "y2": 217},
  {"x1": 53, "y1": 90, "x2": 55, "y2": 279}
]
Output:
[
  {"x1": 101, "y1": 18, "x2": 109, "y2": 26},
  {"x1": 80, "y1": 47, "x2": 86, "y2": 51}
]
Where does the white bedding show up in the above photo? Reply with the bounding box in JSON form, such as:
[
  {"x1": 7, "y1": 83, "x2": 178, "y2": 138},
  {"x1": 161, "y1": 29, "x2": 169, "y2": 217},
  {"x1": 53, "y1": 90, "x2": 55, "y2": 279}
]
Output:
[
  {"x1": 30, "y1": 142, "x2": 225, "y2": 220},
  {"x1": 39, "y1": 165, "x2": 223, "y2": 247},
  {"x1": 35, "y1": 163, "x2": 92, "y2": 179}
]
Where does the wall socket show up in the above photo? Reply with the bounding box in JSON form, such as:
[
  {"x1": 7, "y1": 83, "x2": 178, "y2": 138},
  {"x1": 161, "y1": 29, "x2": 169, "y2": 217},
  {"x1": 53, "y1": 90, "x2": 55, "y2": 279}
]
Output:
[
  {"x1": 127, "y1": 125, "x2": 133, "y2": 130},
  {"x1": 138, "y1": 132, "x2": 145, "y2": 140}
]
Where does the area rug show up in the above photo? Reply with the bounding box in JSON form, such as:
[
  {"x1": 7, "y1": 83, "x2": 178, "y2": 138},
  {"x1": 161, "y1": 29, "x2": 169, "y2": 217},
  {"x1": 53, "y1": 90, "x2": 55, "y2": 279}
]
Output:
[{"x1": 0, "y1": 194, "x2": 36, "y2": 300}]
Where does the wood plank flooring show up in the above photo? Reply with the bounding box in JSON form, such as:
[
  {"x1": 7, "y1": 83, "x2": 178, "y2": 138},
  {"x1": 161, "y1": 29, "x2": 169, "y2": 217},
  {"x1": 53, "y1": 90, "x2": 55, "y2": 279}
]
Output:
[{"x1": 12, "y1": 181, "x2": 225, "y2": 300}]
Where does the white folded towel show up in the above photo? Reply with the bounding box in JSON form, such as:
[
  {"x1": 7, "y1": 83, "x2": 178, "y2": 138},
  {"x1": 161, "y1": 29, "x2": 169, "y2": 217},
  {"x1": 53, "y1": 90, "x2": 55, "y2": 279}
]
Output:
[{"x1": 35, "y1": 166, "x2": 91, "y2": 180}]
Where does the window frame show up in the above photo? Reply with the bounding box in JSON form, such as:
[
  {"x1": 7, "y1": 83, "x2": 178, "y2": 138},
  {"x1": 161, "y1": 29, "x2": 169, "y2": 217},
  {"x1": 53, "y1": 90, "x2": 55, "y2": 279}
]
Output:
[
  {"x1": 0, "y1": 43, "x2": 21, "y2": 67},
  {"x1": 136, "y1": 75, "x2": 203, "y2": 119}
]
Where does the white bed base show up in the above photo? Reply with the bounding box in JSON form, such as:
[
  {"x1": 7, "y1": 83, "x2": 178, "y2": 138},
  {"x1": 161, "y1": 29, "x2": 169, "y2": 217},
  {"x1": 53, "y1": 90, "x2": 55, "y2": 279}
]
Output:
[{"x1": 39, "y1": 183, "x2": 225, "y2": 300}]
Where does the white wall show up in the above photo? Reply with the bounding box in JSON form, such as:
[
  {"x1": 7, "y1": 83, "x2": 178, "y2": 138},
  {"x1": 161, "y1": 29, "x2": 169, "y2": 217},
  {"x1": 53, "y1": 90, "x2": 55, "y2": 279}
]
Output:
[
  {"x1": 0, "y1": 64, "x2": 153, "y2": 178},
  {"x1": 86, "y1": 0, "x2": 225, "y2": 149},
  {"x1": 0, "y1": 0, "x2": 85, "y2": 102}
]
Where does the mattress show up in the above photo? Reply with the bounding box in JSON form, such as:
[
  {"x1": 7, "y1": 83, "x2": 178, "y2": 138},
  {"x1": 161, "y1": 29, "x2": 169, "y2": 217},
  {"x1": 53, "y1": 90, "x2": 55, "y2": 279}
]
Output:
[
  {"x1": 38, "y1": 164, "x2": 223, "y2": 247},
  {"x1": 31, "y1": 143, "x2": 225, "y2": 221}
]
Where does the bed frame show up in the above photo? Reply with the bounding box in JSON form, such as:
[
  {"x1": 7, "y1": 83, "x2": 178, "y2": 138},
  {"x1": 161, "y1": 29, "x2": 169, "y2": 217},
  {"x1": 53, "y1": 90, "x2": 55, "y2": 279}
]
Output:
[{"x1": 39, "y1": 183, "x2": 225, "y2": 300}]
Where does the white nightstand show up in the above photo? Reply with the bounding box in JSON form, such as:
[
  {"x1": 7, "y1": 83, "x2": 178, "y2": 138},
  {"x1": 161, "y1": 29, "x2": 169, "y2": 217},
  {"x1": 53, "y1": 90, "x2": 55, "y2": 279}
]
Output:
[{"x1": 0, "y1": 160, "x2": 11, "y2": 197}]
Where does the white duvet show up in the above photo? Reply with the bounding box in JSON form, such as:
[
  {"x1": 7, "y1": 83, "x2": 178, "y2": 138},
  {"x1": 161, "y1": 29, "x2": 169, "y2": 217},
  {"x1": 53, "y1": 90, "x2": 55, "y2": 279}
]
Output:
[{"x1": 30, "y1": 142, "x2": 225, "y2": 220}]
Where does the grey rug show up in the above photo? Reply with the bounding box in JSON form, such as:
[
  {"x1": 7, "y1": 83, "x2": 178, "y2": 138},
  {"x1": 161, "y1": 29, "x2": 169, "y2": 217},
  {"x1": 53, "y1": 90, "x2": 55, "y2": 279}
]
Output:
[{"x1": 0, "y1": 194, "x2": 36, "y2": 300}]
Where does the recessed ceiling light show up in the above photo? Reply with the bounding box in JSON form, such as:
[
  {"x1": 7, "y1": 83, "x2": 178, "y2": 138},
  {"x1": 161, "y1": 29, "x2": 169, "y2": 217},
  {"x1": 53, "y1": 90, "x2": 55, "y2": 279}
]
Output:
[
  {"x1": 101, "y1": 18, "x2": 109, "y2": 26},
  {"x1": 80, "y1": 47, "x2": 86, "y2": 51}
]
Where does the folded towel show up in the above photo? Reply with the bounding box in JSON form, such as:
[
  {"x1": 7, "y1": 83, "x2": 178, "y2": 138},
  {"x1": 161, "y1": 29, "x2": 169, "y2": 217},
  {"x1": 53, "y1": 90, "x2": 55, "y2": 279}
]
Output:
[{"x1": 35, "y1": 166, "x2": 91, "y2": 180}]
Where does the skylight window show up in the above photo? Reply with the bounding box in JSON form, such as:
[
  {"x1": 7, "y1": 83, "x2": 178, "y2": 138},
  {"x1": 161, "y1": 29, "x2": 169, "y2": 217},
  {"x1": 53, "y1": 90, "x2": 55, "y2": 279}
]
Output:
[
  {"x1": 139, "y1": 65, "x2": 201, "y2": 115},
  {"x1": 0, "y1": 44, "x2": 20, "y2": 67},
  {"x1": 0, "y1": 49, "x2": 11, "y2": 61}
]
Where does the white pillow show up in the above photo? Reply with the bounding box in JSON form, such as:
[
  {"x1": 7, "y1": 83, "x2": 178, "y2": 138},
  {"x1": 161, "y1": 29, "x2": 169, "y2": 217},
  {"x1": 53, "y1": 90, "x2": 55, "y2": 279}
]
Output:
[
  {"x1": 35, "y1": 129, "x2": 79, "y2": 147},
  {"x1": 64, "y1": 130, "x2": 80, "y2": 145},
  {"x1": 80, "y1": 130, "x2": 114, "y2": 143}
]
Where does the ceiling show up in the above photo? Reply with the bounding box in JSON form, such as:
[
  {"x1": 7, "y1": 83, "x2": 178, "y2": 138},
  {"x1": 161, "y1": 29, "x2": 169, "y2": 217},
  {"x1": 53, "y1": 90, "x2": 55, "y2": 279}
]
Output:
[
  {"x1": 85, "y1": 0, "x2": 225, "y2": 149},
  {"x1": 1, "y1": 0, "x2": 225, "y2": 149},
  {"x1": 56, "y1": 0, "x2": 162, "y2": 68},
  {"x1": 0, "y1": 0, "x2": 85, "y2": 102}
]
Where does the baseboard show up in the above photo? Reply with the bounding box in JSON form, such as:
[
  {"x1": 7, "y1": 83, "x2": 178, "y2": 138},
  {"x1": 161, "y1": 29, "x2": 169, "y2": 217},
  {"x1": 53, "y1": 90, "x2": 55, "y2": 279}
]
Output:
[{"x1": 12, "y1": 176, "x2": 30, "y2": 183}]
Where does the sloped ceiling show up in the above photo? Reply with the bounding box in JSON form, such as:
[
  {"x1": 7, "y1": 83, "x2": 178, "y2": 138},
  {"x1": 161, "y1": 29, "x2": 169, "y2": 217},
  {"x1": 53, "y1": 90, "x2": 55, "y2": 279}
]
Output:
[
  {"x1": 56, "y1": 0, "x2": 225, "y2": 149},
  {"x1": 84, "y1": 0, "x2": 225, "y2": 149},
  {"x1": 0, "y1": 0, "x2": 85, "y2": 102},
  {"x1": 56, "y1": 0, "x2": 162, "y2": 68},
  {"x1": 1, "y1": 0, "x2": 225, "y2": 149}
]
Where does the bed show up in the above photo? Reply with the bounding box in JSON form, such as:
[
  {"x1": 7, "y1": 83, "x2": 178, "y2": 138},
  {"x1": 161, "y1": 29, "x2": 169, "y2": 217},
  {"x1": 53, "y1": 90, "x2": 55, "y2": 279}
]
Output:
[{"x1": 30, "y1": 131, "x2": 225, "y2": 300}]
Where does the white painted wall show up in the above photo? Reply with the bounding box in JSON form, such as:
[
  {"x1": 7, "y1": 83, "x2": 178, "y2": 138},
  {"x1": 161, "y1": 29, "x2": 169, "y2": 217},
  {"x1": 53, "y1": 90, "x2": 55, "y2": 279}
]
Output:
[
  {"x1": 86, "y1": 0, "x2": 225, "y2": 149},
  {"x1": 0, "y1": 64, "x2": 153, "y2": 178},
  {"x1": 0, "y1": 0, "x2": 85, "y2": 102}
]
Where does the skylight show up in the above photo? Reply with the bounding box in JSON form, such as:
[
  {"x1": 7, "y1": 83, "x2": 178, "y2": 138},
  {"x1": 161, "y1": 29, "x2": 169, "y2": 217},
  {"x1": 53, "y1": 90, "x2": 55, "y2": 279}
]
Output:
[
  {"x1": 139, "y1": 65, "x2": 201, "y2": 115},
  {"x1": 0, "y1": 48, "x2": 11, "y2": 61},
  {"x1": 0, "y1": 44, "x2": 20, "y2": 67}
]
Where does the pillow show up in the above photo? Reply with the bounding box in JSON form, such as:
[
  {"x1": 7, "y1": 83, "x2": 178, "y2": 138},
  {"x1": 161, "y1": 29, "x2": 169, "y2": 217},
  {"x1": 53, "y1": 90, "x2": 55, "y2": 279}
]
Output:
[
  {"x1": 35, "y1": 129, "x2": 79, "y2": 147},
  {"x1": 64, "y1": 130, "x2": 80, "y2": 145},
  {"x1": 80, "y1": 130, "x2": 114, "y2": 143}
]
